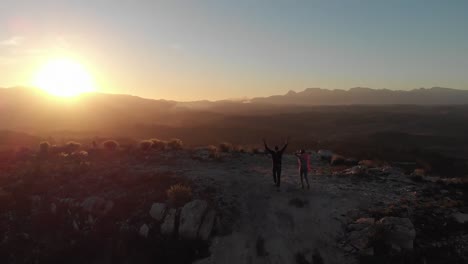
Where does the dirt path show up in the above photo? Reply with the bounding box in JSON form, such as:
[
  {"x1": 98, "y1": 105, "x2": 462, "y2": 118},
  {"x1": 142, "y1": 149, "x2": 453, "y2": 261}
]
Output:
[{"x1": 176, "y1": 153, "x2": 371, "y2": 264}]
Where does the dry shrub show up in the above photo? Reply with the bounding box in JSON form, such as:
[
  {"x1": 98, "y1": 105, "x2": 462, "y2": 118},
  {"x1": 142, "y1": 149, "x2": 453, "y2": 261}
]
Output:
[
  {"x1": 150, "y1": 138, "x2": 167, "y2": 150},
  {"x1": 167, "y1": 184, "x2": 192, "y2": 207},
  {"x1": 139, "y1": 140, "x2": 153, "y2": 151},
  {"x1": 219, "y1": 142, "x2": 233, "y2": 153},
  {"x1": 65, "y1": 141, "x2": 81, "y2": 153},
  {"x1": 233, "y1": 145, "x2": 246, "y2": 153},
  {"x1": 359, "y1": 159, "x2": 376, "y2": 168},
  {"x1": 39, "y1": 141, "x2": 50, "y2": 154},
  {"x1": 167, "y1": 138, "x2": 183, "y2": 150},
  {"x1": 251, "y1": 146, "x2": 263, "y2": 154},
  {"x1": 413, "y1": 168, "x2": 425, "y2": 176},
  {"x1": 330, "y1": 154, "x2": 345, "y2": 166},
  {"x1": 102, "y1": 140, "x2": 119, "y2": 151}
]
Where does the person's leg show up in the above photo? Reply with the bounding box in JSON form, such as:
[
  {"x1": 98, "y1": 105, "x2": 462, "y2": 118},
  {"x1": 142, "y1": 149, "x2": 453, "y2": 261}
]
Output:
[
  {"x1": 304, "y1": 170, "x2": 310, "y2": 189},
  {"x1": 300, "y1": 169, "x2": 305, "y2": 188},
  {"x1": 276, "y1": 165, "x2": 282, "y2": 187},
  {"x1": 272, "y1": 166, "x2": 277, "y2": 184}
]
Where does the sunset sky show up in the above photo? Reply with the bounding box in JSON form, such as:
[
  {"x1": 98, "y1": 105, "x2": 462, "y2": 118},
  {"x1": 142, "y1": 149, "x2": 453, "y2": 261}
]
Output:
[{"x1": 1, "y1": 0, "x2": 467, "y2": 101}]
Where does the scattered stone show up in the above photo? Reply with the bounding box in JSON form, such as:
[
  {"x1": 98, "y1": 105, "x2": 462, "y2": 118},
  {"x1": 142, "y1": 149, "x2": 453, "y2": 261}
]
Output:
[
  {"x1": 149, "y1": 203, "x2": 166, "y2": 221},
  {"x1": 161, "y1": 209, "x2": 177, "y2": 236},
  {"x1": 139, "y1": 224, "x2": 149, "y2": 238},
  {"x1": 179, "y1": 200, "x2": 208, "y2": 240},
  {"x1": 198, "y1": 209, "x2": 216, "y2": 240}
]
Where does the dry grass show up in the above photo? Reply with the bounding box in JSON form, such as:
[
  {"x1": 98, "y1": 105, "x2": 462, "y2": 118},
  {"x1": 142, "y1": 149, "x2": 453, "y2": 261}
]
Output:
[{"x1": 167, "y1": 184, "x2": 193, "y2": 207}]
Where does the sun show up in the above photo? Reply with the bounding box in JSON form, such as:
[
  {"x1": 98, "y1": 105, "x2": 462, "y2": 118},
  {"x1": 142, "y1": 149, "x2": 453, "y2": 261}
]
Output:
[{"x1": 32, "y1": 58, "x2": 96, "y2": 97}]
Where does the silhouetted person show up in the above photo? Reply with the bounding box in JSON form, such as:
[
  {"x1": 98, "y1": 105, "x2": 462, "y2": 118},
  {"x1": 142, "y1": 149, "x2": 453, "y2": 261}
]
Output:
[
  {"x1": 263, "y1": 138, "x2": 289, "y2": 188},
  {"x1": 295, "y1": 149, "x2": 310, "y2": 189}
]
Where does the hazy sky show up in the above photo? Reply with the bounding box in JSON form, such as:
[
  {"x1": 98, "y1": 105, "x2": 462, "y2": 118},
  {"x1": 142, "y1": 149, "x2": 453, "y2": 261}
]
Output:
[{"x1": 1, "y1": 0, "x2": 467, "y2": 100}]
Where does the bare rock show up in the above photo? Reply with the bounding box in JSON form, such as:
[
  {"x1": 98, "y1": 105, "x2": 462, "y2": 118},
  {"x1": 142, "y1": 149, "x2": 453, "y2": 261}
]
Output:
[
  {"x1": 149, "y1": 203, "x2": 166, "y2": 221},
  {"x1": 179, "y1": 200, "x2": 208, "y2": 240},
  {"x1": 348, "y1": 226, "x2": 375, "y2": 250},
  {"x1": 453, "y1": 212, "x2": 468, "y2": 224},
  {"x1": 161, "y1": 209, "x2": 177, "y2": 236},
  {"x1": 198, "y1": 209, "x2": 216, "y2": 240},
  {"x1": 348, "y1": 218, "x2": 375, "y2": 248},
  {"x1": 378, "y1": 217, "x2": 416, "y2": 250}
]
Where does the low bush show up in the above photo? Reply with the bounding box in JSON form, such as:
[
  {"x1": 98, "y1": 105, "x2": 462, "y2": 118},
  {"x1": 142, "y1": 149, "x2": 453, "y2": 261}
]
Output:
[
  {"x1": 167, "y1": 138, "x2": 183, "y2": 150},
  {"x1": 139, "y1": 140, "x2": 153, "y2": 151},
  {"x1": 65, "y1": 141, "x2": 81, "y2": 153},
  {"x1": 219, "y1": 142, "x2": 233, "y2": 153},
  {"x1": 150, "y1": 138, "x2": 167, "y2": 150},
  {"x1": 167, "y1": 184, "x2": 192, "y2": 207},
  {"x1": 102, "y1": 140, "x2": 119, "y2": 151},
  {"x1": 39, "y1": 141, "x2": 50, "y2": 154}
]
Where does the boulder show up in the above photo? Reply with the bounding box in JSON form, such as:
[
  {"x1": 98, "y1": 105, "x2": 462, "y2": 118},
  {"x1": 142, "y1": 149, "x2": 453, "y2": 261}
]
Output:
[
  {"x1": 198, "y1": 209, "x2": 216, "y2": 240},
  {"x1": 378, "y1": 217, "x2": 416, "y2": 250},
  {"x1": 453, "y1": 212, "x2": 468, "y2": 224},
  {"x1": 149, "y1": 203, "x2": 166, "y2": 221},
  {"x1": 139, "y1": 224, "x2": 149, "y2": 238},
  {"x1": 161, "y1": 209, "x2": 177, "y2": 236},
  {"x1": 179, "y1": 200, "x2": 208, "y2": 240}
]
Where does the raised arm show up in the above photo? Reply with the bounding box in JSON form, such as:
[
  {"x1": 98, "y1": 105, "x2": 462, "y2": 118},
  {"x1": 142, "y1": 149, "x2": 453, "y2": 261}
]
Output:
[
  {"x1": 280, "y1": 137, "x2": 289, "y2": 153},
  {"x1": 263, "y1": 138, "x2": 273, "y2": 153}
]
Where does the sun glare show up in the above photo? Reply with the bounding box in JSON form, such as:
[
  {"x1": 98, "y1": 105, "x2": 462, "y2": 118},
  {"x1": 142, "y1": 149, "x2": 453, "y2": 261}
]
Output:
[{"x1": 32, "y1": 58, "x2": 96, "y2": 97}]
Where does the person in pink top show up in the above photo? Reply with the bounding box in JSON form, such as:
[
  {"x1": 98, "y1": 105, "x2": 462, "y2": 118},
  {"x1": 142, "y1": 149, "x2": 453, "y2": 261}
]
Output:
[{"x1": 295, "y1": 149, "x2": 310, "y2": 189}]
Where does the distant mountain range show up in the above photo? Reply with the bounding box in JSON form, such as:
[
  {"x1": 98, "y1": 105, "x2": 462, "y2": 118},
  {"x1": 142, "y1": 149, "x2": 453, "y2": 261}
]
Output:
[
  {"x1": 249, "y1": 87, "x2": 468, "y2": 105},
  {"x1": 1, "y1": 86, "x2": 468, "y2": 135}
]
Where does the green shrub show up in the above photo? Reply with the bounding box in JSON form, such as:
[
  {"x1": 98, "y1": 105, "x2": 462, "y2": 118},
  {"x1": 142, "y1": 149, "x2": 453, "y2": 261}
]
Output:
[
  {"x1": 139, "y1": 140, "x2": 153, "y2": 151},
  {"x1": 150, "y1": 138, "x2": 167, "y2": 150},
  {"x1": 167, "y1": 184, "x2": 192, "y2": 207},
  {"x1": 102, "y1": 140, "x2": 119, "y2": 151},
  {"x1": 167, "y1": 138, "x2": 183, "y2": 150},
  {"x1": 39, "y1": 141, "x2": 50, "y2": 154},
  {"x1": 219, "y1": 142, "x2": 233, "y2": 153}
]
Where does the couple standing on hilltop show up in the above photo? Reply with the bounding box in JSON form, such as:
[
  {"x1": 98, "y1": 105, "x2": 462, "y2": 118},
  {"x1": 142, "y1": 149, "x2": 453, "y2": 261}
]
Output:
[{"x1": 263, "y1": 138, "x2": 310, "y2": 189}]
